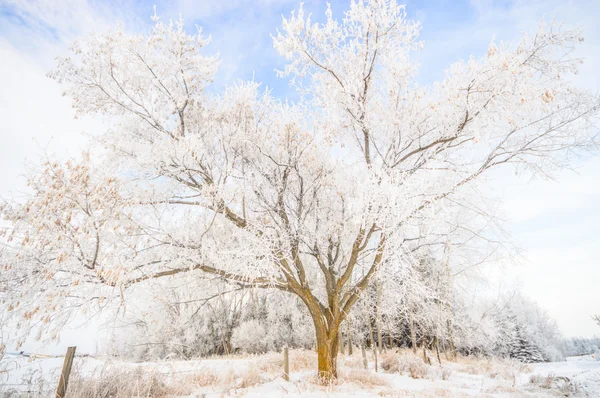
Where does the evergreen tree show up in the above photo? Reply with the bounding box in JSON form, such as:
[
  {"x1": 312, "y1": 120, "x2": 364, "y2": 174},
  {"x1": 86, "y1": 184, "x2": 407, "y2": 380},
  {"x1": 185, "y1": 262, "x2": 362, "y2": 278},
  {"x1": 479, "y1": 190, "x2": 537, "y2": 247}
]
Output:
[{"x1": 510, "y1": 325, "x2": 546, "y2": 363}]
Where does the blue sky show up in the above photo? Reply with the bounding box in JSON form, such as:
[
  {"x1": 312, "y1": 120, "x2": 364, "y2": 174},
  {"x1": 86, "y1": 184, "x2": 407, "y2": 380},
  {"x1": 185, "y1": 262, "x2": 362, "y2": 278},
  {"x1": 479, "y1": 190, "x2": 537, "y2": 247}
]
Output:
[{"x1": 1, "y1": 0, "x2": 599, "y2": 338}]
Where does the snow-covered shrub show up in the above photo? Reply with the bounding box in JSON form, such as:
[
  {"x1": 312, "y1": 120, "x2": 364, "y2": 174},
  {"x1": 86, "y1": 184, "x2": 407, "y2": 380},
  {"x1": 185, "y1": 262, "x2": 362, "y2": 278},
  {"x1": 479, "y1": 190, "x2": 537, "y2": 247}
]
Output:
[
  {"x1": 440, "y1": 367, "x2": 452, "y2": 380},
  {"x1": 231, "y1": 319, "x2": 268, "y2": 354},
  {"x1": 426, "y1": 366, "x2": 450, "y2": 382},
  {"x1": 529, "y1": 372, "x2": 580, "y2": 395},
  {"x1": 398, "y1": 355, "x2": 429, "y2": 379},
  {"x1": 529, "y1": 373, "x2": 553, "y2": 389},
  {"x1": 378, "y1": 351, "x2": 430, "y2": 379},
  {"x1": 407, "y1": 359, "x2": 429, "y2": 379},
  {"x1": 380, "y1": 351, "x2": 400, "y2": 373}
]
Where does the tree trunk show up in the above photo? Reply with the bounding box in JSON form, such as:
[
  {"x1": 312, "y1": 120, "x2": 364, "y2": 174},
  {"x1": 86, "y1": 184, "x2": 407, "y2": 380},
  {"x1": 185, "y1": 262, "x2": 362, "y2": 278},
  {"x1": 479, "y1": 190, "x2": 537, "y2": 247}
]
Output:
[
  {"x1": 347, "y1": 321, "x2": 353, "y2": 355},
  {"x1": 367, "y1": 319, "x2": 375, "y2": 348},
  {"x1": 373, "y1": 343, "x2": 378, "y2": 372},
  {"x1": 444, "y1": 242, "x2": 456, "y2": 360},
  {"x1": 409, "y1": 300, "x2": 417, "y2": 355},
  {"x1": 434, "y1": 335, "x2": 441, "y2": 365},
  {"x1": 447, "y1": 318, "x2": 456, "y2": 360},
  {"x1": 376, "y1": 280, "x2": 383, "y2": 352},
  {"x1": 315, "y1": 325, "x2": 338, "y2": 382}
]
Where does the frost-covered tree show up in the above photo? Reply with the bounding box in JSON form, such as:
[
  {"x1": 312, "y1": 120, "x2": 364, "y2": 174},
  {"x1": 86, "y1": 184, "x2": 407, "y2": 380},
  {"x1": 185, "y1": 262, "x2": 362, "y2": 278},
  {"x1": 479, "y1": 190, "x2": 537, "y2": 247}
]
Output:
[
  {"x1": 510, "y1": 324, "x2": 546, "y2": 363},
  {"x1": 560, "y1": 337, "x2": 600, "y2": 357},
  {"x1": 109, "y1": 282, "x2": 314, "y2": 360},
  {"x1": 1, "y1": 1, "x2": 599, "y2": 381}
]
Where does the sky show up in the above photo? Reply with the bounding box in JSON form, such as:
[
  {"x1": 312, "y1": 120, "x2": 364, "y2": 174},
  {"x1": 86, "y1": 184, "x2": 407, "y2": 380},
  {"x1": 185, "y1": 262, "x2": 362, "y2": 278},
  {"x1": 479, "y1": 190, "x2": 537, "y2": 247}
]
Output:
[{"x1": 0, "y1": 0, "x2": 599, "y2": 339}]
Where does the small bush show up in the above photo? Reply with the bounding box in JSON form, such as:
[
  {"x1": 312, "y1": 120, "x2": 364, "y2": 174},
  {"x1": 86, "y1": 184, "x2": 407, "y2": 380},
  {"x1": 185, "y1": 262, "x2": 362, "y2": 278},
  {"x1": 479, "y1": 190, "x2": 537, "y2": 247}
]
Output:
[
  {"x1": 377, "y1": 351, "x2": 430, "y2": 379},
  {"x1": 380, "y1": 352, "x2": 400, "y2": 373},
  {"x1": 231, "y1": 319, "x2": 268, "y2": 354},
  {"x1": 407, "y1": 360, "x2": 429, "y2": 379},
  {"x1": 398, "y1": 354, "x2": 429, "y2": 379},
  {"x1": 441, "y1": 367, "x2": 453, "y2": 380},
  {"x1": 529, "y1": 372, "x2": 580, "y2": 395}
]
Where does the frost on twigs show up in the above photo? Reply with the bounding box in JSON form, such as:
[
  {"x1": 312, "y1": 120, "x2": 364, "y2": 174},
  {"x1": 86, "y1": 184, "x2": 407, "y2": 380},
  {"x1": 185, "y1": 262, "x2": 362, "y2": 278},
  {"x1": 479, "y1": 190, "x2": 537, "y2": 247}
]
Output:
[{"x1": 1, "y1": 0, "x2": 599, "y2": 379}]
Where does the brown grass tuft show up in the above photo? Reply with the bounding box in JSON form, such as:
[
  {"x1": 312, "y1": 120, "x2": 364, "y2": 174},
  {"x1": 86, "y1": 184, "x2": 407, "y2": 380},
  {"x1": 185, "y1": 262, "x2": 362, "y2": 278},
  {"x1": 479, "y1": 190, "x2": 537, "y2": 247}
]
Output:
[{"x1": 339, "y1": 368, "x2": 391, "y2": 388}]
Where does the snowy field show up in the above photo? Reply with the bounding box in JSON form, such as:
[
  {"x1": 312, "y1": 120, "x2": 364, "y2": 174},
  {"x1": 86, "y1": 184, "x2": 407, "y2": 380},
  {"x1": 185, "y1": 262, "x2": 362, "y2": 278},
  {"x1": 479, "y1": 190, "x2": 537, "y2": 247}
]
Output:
[{"x1": 2, "y1": 350, "x2": 599, "y2": 397}]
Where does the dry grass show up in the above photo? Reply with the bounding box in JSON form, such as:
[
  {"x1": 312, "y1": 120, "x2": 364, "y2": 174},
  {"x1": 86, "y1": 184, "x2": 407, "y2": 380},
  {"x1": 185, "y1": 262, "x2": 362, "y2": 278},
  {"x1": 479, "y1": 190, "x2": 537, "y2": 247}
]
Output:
[
  {"x1": 380, "y1": 351, "x2": 401, "y2": 373},
  {"x1": 341, "y1": 353, "x2": 366, "y2": 369},
  {"x1": 290, "y1": 349, "x2": 317, "y2": 371},
  {"x1": 257, "y1": 352, "x2": 283, "y2": 373},
  {"x1": 339, "y1": 368, "x2": 390, "y2": 388},
  {"x1": 256, "y1": 349, "x2": 315, "y2": 377},
  {"x1": 58, "y1": 351, "x2": 546, "y2": 397},
  {"x1": 237, "y1": 367, "x2": 264, "y2": 389},
  {"x1": 457, "y1": 355, "x2": 530, "y2": 382},
  {"x1": 65, "y1": 360, "x2": 270, "y2": 398},
  {"x1": 186, "y1": 368, "x2": 219, "y2": 386},
  {"x1": 66, "y1": 367, "x2": 194, "y2": 398}
]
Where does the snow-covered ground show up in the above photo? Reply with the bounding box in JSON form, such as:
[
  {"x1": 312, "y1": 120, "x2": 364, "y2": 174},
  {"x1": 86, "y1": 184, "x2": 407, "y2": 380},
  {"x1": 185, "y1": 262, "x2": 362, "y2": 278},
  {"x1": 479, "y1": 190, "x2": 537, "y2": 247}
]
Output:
[{"x1": 2, "y1": 350, "x2": 599, "y2": 397}]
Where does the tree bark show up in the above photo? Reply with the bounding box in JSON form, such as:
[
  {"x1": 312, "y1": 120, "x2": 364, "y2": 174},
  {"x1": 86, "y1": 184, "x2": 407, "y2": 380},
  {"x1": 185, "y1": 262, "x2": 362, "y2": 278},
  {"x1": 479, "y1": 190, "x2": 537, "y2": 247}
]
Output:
[
  {"x1": 434, "y1": 335, "x2": 441, "y2": 365},
  {"x1": 347, "y1": 320, "x2": 353, "y2": 355},
  {"x1": 376, "y1": 280, "x2": 383, "y2": 352},
  {"x1": 447, "y1": 318, "x2": 456, "y2": 360},
  {"x1": 409, "y1": 300, "x2": 417, "y2": 355},
  {"x1": 444, "y1": 243, "x2": 456, "y2": 360},
  {"x1": 315, "y1": 323, "x2": 338, "y2": 382}
]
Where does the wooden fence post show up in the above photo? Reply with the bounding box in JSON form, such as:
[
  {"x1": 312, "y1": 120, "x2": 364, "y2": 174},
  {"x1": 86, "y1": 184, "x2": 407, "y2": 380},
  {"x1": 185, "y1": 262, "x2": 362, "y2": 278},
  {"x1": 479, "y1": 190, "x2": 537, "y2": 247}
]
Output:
[
  {"x1": 283, "y1": 346, "x2": 289, "y2": 381},
  {"x1": 361, "y1": 345, "x2": 368, "y2": 369},
  {"x1": 56, "y1": 346, "x2": 76, "y2": 398}
]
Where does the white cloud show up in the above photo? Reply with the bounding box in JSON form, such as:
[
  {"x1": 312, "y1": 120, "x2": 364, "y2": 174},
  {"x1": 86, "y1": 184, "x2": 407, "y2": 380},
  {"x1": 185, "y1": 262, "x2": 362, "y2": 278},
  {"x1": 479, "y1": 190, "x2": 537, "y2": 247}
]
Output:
[
  {"x1": 0, "y1": 38, "x2": 101, "y2": 198},
  {"x1": 174, "y1": 0, "x2": 299, "y2": 20},
  {"x1": 511, "y1": 241, "x2": 600, "y2": 337}
]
